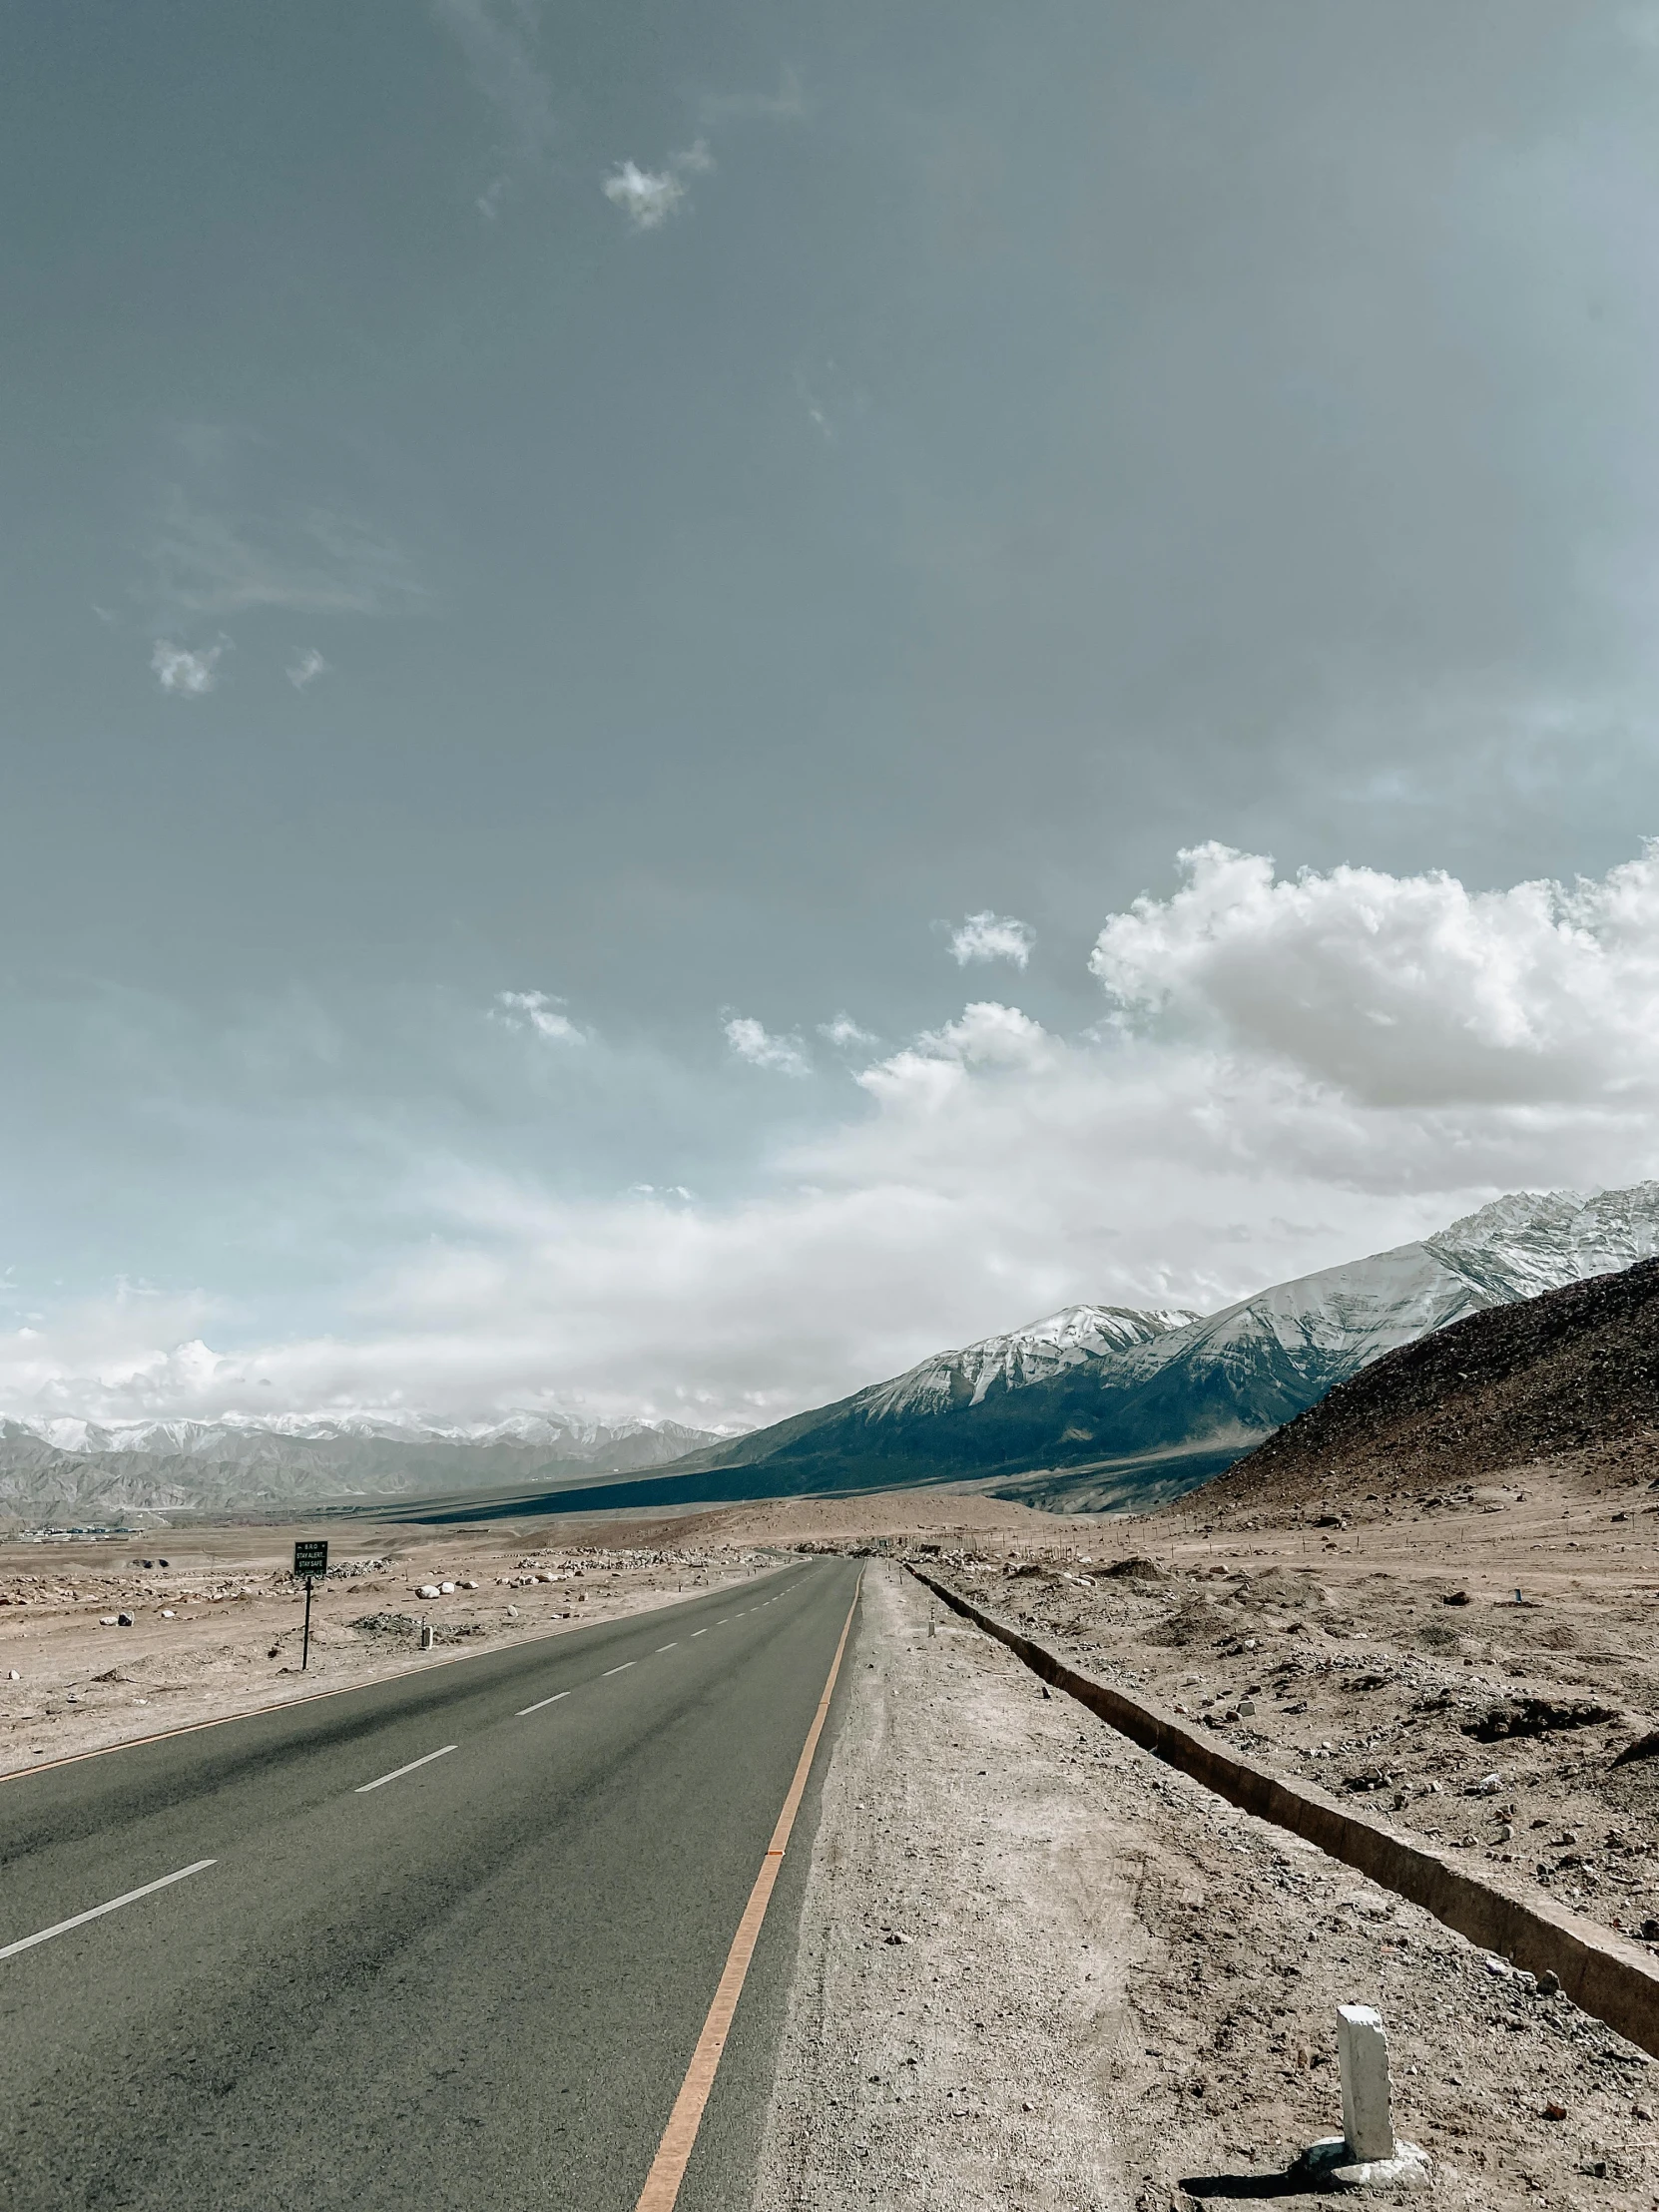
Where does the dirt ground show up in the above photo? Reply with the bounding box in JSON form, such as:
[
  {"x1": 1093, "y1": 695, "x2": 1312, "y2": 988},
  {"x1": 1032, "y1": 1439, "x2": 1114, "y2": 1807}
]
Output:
[
  {"x1": 0, "y1": 1513, "x2": 782, "y2": 1778},
  {"x1": 904, "y1": 1459, "x2": 1659, "y2": 1951},
  {"x1": 758, "y1": 1563, "x2": 1659, "y2": 2209}
]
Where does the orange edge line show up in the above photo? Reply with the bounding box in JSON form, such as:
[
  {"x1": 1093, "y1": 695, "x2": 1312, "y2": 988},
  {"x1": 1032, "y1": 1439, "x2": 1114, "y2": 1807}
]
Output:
[{"x1": 632, "y1": 1574, "x2": 861, "y2": 2212}]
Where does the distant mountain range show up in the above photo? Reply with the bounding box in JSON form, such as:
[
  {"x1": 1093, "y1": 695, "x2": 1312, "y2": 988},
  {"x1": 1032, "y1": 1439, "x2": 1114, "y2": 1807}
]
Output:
[
  {"x1": 8, "y1": 1183, "x2": 1659, "y2": 1525},
  {"x1": 649, "y1": 1183, "x2": 1659, "y2": 1513},
  {"x1": 0, "y1": 1410, "x2": 722, "y2": 1522}
]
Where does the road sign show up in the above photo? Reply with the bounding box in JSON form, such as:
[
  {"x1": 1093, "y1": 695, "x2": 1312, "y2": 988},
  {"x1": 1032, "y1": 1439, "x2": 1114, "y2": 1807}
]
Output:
[{"x1": 293, "y1": 1540, "x2": 328, "y2": 1672}]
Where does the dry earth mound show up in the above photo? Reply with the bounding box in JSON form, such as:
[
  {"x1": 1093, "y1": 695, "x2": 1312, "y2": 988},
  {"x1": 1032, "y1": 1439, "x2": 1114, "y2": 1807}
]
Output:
[{"x1": 1195, "y1": 1257, "x2": 1659, "y2": 1521}]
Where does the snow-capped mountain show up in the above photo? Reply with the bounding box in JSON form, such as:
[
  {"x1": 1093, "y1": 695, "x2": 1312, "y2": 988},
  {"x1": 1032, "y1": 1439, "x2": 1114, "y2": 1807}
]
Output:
[
  {"x1": 656, "y1": 1183, "x2": 1659, "y2": 1511},
  {"x1": 859, "y1": 1304, "x2": 1200, "y2": 1417},
  {"x1": 0, "y1": 1408, "x2": 724, "y2": 1520}
]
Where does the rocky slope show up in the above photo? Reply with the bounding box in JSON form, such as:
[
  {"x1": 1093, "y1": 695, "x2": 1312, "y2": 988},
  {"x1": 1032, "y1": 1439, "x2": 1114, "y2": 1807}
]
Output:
[{"x1": 1194, "y1": 1254, "x2": 1659, "y2": 1522}]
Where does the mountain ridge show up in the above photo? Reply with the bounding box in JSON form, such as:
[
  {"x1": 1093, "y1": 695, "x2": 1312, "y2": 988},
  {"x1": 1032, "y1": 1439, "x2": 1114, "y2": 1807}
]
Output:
[{"x1": 654, "y1": 1183, "x2": 1659, "y2": 1511}]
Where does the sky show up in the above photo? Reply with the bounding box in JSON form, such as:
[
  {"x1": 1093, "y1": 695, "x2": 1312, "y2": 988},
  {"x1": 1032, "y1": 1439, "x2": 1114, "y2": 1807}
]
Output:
[{"x1": 8, "y1": 1, "x2": 1659, "y2": 1433}]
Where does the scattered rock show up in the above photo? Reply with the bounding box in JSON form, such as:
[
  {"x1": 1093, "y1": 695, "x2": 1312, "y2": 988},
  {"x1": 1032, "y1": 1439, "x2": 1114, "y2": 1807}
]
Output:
[{"x1": 1466, "y1": 1697, "x2": 1619, "y2": 1744}]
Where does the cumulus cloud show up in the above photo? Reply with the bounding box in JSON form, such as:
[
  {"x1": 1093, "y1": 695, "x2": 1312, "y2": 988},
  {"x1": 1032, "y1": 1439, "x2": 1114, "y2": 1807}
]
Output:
[
  {"x1": 1091, "y1": 840, "x2": 1659, "y2": 1107},
  {"x1": 603, "y1": 141, "x2": 713, "y2": 231},
  {"x1": 151, "y1": 638, "x2": 226, "y2": 697},
  {"x1": 949, "y1": 910, "x2": 1036, "y2": 967},
  {"x1": 857, "y1": 1001, "x2": 1057, "y2": 1112},
  {"x1": 285, "y1": 647, "x2": 328, "y2": 691},
  {"x1": 724, "y1": 1014, "x2": 810, "y2": 1075},
  {"x1": 493, "y1": 989, "x2": 584, "y2": 1042}
]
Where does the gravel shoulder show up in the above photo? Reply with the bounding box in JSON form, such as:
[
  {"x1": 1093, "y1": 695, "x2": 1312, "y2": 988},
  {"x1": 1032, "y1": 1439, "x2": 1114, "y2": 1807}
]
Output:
[{"x1": 756, "y1": 1562, "x2": 1659, "y2": 2209}]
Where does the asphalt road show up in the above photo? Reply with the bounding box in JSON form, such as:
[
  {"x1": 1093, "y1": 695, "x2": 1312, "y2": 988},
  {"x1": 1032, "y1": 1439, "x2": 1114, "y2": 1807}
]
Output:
[{"x1": 0, "y1": 1556, "x2": 861, "y2": 2212}]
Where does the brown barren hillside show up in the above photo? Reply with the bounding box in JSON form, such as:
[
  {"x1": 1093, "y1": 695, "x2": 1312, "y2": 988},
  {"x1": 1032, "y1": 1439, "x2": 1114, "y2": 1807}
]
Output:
[{"x1": 1190, "y1": 1254, "x2": 1659, "y2": 1522}]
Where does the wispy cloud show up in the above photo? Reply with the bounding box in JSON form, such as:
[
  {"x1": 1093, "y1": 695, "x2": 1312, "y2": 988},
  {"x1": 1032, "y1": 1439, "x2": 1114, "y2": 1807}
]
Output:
[
  {"x1": 149, "y1": 491, "x2": 424, "y2": 622},
  {"x1": 697, "y1": 67, "x2": 807, "y2": 127},
  {"x1": 603, "y1": 141, "x2": 713, "y2": 232},
  {"x1": 493, "y1": 989, "x2": 585, "y2": 1043},
  {"x1": 948, "y1": 910, "x2": 1036, "y2": 967},
  {"x1": 285, "y1": 648, "x2": 329, "y2": 691},
  {"x1": 433, "y1": 0, "x2": 556, "y2": 217},
  {"x1": 151, "y1": 639, "x2": 227, "y2": 697},
  {"x1": 819, "y1": 1013, "x2": 877, "y2": 1048},
  {"x1": 724, "y1": 1013, "x2": 810, "y2": 1074}
]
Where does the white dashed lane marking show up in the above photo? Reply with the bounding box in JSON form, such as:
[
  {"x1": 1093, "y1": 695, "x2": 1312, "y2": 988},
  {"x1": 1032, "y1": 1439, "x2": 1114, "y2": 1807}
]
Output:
[
  {"x1": 356, "y1": 1745, "x2": 456, "y2": 1794},
  {"x1": 0, "y1": 1861, "x2": 217, "y2": 1962}
]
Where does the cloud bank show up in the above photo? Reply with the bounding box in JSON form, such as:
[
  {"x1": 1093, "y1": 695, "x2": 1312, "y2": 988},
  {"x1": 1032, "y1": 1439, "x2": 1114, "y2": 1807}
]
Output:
[{"x1": 10, "y1": 841, "x2": 1659, "y2": 1432}]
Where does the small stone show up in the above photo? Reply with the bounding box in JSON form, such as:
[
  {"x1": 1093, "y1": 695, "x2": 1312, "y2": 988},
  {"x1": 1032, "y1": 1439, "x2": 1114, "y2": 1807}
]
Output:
[
  {"x1": 117, "y1": 1612, "x2": 134, "y2": 1627},
  {"x1": 1239, "y1": 1700, "x2": 1256, "y2": 1717},
  {"x1": 99, "y1": 1615, "x2": 118, "y2": 1627},
  {"x1": 416, "y1": 1584, "x2": 441, "y2": 1600},
  {"x1": 1538, "y1": 1969, "x2": 1561, "y2": 1995},
  {"x1": 507, "y1": 1603, "x2": 519, "y2": 1618},
  {"x1": 438, "y1": 1581, "x2": 456, "y2": 1595},
  {"x1": 1641, "y1": 1919, "x2": 1659, "y2": 1942},
  {"x1": 7, "y1": 1669, "x2": 17, "y2": 1681},
  {"x1": 1635, "y1": 2103, "x2": 1653, "y2": 2121},
  {"x1": 1484, "y1": 1955, "x2": 1510, "y2": 1977},
  {"x1": 161, "y1": 1608, "x2": 175, "y2": 1619},
  {"x1": 1543, "y1": 2101, "x2": 1568, "y2": 2121}
]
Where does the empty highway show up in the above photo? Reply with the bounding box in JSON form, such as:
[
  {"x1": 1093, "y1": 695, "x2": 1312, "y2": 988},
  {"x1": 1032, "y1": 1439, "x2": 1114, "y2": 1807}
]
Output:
[{"x1": 0, "y1": 1556, "x2": 861, "y2": 2211}]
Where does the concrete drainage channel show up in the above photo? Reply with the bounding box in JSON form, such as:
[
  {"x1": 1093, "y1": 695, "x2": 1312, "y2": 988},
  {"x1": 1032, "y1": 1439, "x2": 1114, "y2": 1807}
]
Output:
[{"x1": 909, "y1": 1564, "x2": 1659, "y2": 2062}]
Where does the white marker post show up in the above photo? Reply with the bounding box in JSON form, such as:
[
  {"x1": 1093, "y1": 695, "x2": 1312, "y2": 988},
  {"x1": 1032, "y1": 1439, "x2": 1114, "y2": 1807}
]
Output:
[
  {"x1": 1293, "y1": 2005, "x2": 1430, "y2": 2191},
  {"x1": 1337, "y1": 2004, "x2": 1394, "y2": 2163}
]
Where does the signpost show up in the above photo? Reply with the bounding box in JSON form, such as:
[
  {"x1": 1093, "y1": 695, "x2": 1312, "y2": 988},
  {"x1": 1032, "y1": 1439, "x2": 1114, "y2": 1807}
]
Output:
[{"x1": 293, "y1": 1539, "x2": 328, "y2": 1671}]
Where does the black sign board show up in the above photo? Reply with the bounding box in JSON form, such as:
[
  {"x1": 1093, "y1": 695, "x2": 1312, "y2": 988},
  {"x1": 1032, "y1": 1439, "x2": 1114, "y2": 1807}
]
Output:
[{"x1": 293, "y1": 1539, "x2": 328, "y2": 1580}]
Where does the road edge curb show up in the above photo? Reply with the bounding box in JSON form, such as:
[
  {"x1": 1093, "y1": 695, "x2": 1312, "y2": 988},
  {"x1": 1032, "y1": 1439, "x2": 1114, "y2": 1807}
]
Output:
[{"x1": 909, "y1": 1564, "x2": 1659, "y2": 2059}]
